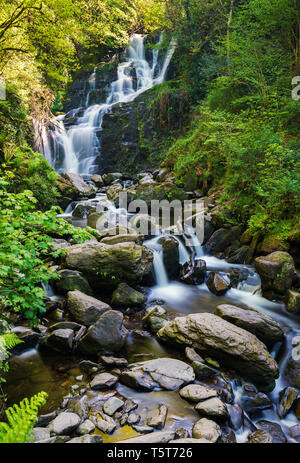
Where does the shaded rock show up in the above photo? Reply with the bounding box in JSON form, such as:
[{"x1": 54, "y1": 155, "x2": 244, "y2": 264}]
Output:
[
  {"x1": 120, "y1": 431, "x2": 175, "y2": 443},
  {"x1": 255, "y1": 252, "x2": 295, "y2": 295},
  {"x1": 132, "y1": 425, "x2": 153, "y2": 434},
  {"x1": 10, "y1": 328, "x2": 41, "y2": 354},
  {"x1": 240, "y1": 387, "x2": 272, "y2": 414},
  {"x1": 49, "y1": 412, "x2": 81, "y2": 435},
  {"x1": 102, "y1": 172, "x2": 123, "y2": 186},
  {"x1": 277, "y1": 386, "x2": 298, "y2": 418},
  {"x1": 158, "y1": 236, "x2": 180, "y2": 280},
  {"x1": 91, "y1": 174, "x2": 103, "y2": 188},
  {"x1": 49, "y1": 321, "x2": 83, "y2": 332},
  {"x1": 99, "y1": 356, "x2": 128, "y2": 367},
  {"x1": 142, "y1": 305, "x2": 168, "y2": 334},
  {"x1": 103, "y1": 397, "x2": 124, "y2": 416},
  {"x1": 290, "y1": 424, "x2": 300, "y2": 441},
  {"x1": 106, "y1": 184, "x2": 123, "y2": 206},
  {"x1": 174, "y1": 428, "x2": 190, "y2": 439},
  {"x1": 257, "y1": 420, "x2": 287, "y2": 443},
  {"x1": 123, "y1": 399, "x2": 138, "y2": 413},
  {"x1": 101, "y1": 234, "x2": 144, "y2": 245},
  {"x1": 214, "y1": 304, "x2": 284, "y2": 348},
  {"x1": 179, "y1": 384, "x2": 217, "y2": 403},
  {"x1": 127, "y1": 413, "x2": 140, "y2": 425},
  {"x1": 185, "y1": 347, "x2": 204, "y2": 363},
  {"x1": 41, "y1": 329, "x2": 74, "y2": 353},
  {"x1": 157, "y1": 313, "x2": 279, "y2": 389},
  {"x1": 192, "y1": 418, "x2": 221, "y2": 443},
  {"x1": 72, "y1": 203, "x2": 97, "y2": 219},
  {"x1": 227, "y1": 246, "x2": 250, "y2": 264},
  {"x1": 64, "y1": 242, "x2": 153, "y2": 289},
  {"x1": 67, "y1": 395, "x2": 89, "y2": 418},
  {"x1": 146, "y1": 404, "x2": 168, "y2": 429},
  {"x1": 77, "y1": 419, "x2": 95, "y2": 435},
  {"x1": 90, "y1": 373, "x2": 118, "y2": 390},
  {"x1": 180, "y1": 258, "x2": 206, "y2": 285},
  {"x1": 227, "y1": 404, "x2": 243, "y2": 431},
  {"x1": 195, "y1": 397, "x2": 228, "y2": 420},
  {"x1": 67, "y1": 290, "x2": 111, "y2": 327},
  {"x1": 206, "y1": 272, "x2": 231, "y2": 296},
  {"x1": 36, "y1": 412, "x2": 57, "y2": 428},
  {"x1": 56, "y1": 270, "x2": 93, "y2": 296},
  {"x1": 247, "y1": 430, "x2": 273, "y2": 443},
  {"x1": 205, "y1": 227, "x2": 241, "y2": 255},
  {"x1": 79, "y1": 360, "x2": 100, "y2": 374},
  {"x1": 79, "y1": 310, "x2": 128, "y2": 354},
  {"x1": 192, "y1": 361, "x2": 218, "y2": 381},
  {"x1": 111, "y1": 283, "x2": 146, "y2": 307},
  {"x1": 67, "y1": 434, "x2": 102, "y2": 443},
  {"x1": 284, "y1": 356, "x2": 300, "y2": 388},
  {"x1": 135, "y1": 182, "x2": 188, "y2": 207},
  {"x1": 286, "y1": 290, "x2": 300, "y2": 314}
]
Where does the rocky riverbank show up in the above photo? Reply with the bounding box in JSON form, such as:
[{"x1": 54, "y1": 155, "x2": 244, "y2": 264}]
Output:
[{"x1": 5, "y1": 167, "x2": 300, "y2": 443}]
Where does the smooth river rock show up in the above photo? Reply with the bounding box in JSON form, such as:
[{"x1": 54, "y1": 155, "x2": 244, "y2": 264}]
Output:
[
  {"x1": 179, "y1": 384, "x2": 218, "y2": 403},
  {"x1": 48, "y1": 412, "x2": 81, "y2": 435},
  {"x1": 67, "y1": 290, "x2": 111, "y2": 326},
  {"x1": 111, "y1": 282, "x2": 146, "y2": 307},
  {"x1": 255, "y1": 251, "x2": 295, "y2": 294},
  {"x1": 157, "y1": 313, "x2": 279, "y2": 390},
  {"x1": 192, "y1": 418, "x2": 221, "y2": 443}
]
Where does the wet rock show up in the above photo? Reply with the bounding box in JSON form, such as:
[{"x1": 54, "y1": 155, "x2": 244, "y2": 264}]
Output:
[
  {"x1": 157, "y1": 313, "x2": 279, "y2": 390},
  {"x1": 170, "y1": 438, "x2": 211, "y2": 443},
  {"x1": 290, "y1": 424, "x2": 300, "y2": 441},
  {"x1": 77, "y1": 419, "x2": 95, "y2": 435},
  {"x1": 142, "y1": 305, "x2": 168, "y2": 334},
  {"x1": 111, "y1": 283, "x2": 146, "y2": 307},
  {"x1": 132, "y1": 425, "x2": 153, "y2": 434},
  {"x1": 120, "y1": 369, "x2": 157, "y2": 391},
  {"x1": 72, "y1": 203, "x2": 97, "y2": 219},
  {"x1": 106, "y1": 184, "x2": 123, "y2": 206},
  {"x1": 67, "y1": 434, "x2": 103, "y2": 443},
  {"x1": 257, "y1": 420, "x2": 287, "y2": 443},
  {"x1": 192, "y1": 361, "x2": 218, "y2": 380},
  {"x1": 146, "y1": 404, "x2": 168, "y2": 429},
  {"x1": 214, "y1": 304, "x2": 284, "y2": 348},
  {"x1": 10, "y1": 328, "x2": 41, "y2": 354},
  {"x1": 56, "y1": 270, "x2": 93, "y2": 296},
  {"x1": 204, "y1": 227, "x2": 241, "y2": 255},
  {"x1": 49, "y1": 321, "x2": 83, "y2": 332},
  {"x1": 255, "y1": 252, "x2": 295, "y2": 295},
  {"x1": 103, "y1": 397, "x2": 124, "y2": 416},
  {"x1": 286, "y1": 290, "x2": 300, "y2": 314},
  {"x1": 102, "y1": 173, "x2": 123, "y2": 186},
  {"x1": 123, "y1": 399, "x2": 138, "y2": 413},
  {"x1": 277, "y1": 386, "x2": 298, "y2": 418},
  {"x1": 36, "y1": 412, "x2": 57, "y2": 428},
  {"x1": 121, "y1": 431, "x2": 175, "y2": 443},
  {"x1": 127, "y1": 413, "x2": 140, "y2": 425},
  {"x1": 134, "y1": 182, "x2": 188, "y2": 207},
  {"x1": 67, "y1": 290, "x2": 111, "y2": 327},
  {"x1": 192, "y1": 418, "x2": 221, "y2": 443},
  {"x1": 94, "y1": 418, "x2": 116, "y2": 434},
  {"x1": 48, "y1": 412, "x2": 81, "y2": 435},
  {"x1": 195, "y1": 398, "x2": 228, "y2": 420},
  {"x1": 240, "y1": 387, "x2": 272, "y2": 414},
  {"x1": 33, "y1": 427, "x2": 51, "y2": 442},
  {"x1": 99, "y1": 355, "x2": 128, "y2": 367},
  {"x1": 56, "y1": 173, "x2": 95, "y2": 200},
  {"x1": 63, "y1": 242, "x2": 153, "y2": 289},
  {"x1": 174, "y1": 428, "x2": 190, "y2": 439},
  {"x1": 90, "y1": 373, "x2": 118, "y2": 390},
  {"x1": 227, "y1": 246, "x2": 250, "y2": 265},
  {"x1": 79, "y1": 360, "x2": 100, "y2": 374},
  {"x1": 185, "y1": 347, "x2": 204, "y2": 363},
  {"x1": 91, "y1": 174, "x2": 104, "y2": 188},
  {"x1": 206, "y1": 272, "x2": 231, "y2": 296},
  {"x1": 284, "y1": 356, "x2": 300, "y2": 388},
  {"x1": 179, "y1": 384, "x2": 218, "y2": 403},
  {"x1": 295, "y1": 398, "x2": 300, "y2": 419},
  {"x1": 67, "y1": 395, "x2": 89, "y2": 418},
  {"x1": 79, "y1": 310, "x2": 128, "y2": 354},
  {"x1": 226, "y1": 404, "x2": 243, "y2": 431},
  {"x1": 158, "y1": 236, "x2": 180, "y2": 280},
  {"x1": 41, "y1": 329, "x2": 74, "y2": 353},
  {"x1": 247, "y1": 430, "x2": 273, "y2": 443},
  {"x1": 180, "y1": 258, "x2": 207, "y2": 285}
]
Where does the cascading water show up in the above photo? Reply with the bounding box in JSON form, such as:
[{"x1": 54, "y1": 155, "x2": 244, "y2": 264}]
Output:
[{"x1": 39, "y1": 34, "x2": 176, "y2": 175}]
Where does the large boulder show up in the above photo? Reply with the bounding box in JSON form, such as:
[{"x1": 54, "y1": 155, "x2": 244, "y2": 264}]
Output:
[
  {"x1": 214, "y1": 304, "x2": 284, "y2": 348},
  {"x1": 134, "y1": 182, "x2": 188, "y2": 207},
  {"x1": 111, "y1": 283, "x2": 146, "y2": 307},
  {"x1": 120, "y1": 358, "x2": 195, "y2": 391},
  {"x1": 63, "y1": 242, "x2": 153, "y2": 289},
  {"x1": 78, "y1": 310, "x2": 128, "y2": 354},
  {"x1": 286, "y1": 290, "x2": 300, "y2": 314},
  {"x1": 41, "y1": 329, "x2": 74, "y2": 353},
  {"x1": 157, "y1": 313, "x2": 279, "y2": 390},
  {"x1": 55, "y1": 270, "x2": 93, "y2": 296},
  {"x1": 204, "y1": 227, "x2": 241, "y2": 255},
  {"x1": 56, "y1": 173, "x2": 95, "y2": 200},
  {"x1": 180, "y1": 258, "x2": 206, "y2": 285},
  {"x1": 255, "y1": 252, "x2": 295, "y2": 295},
  {"x1": 67, "y1": 290, "x2": 111, "y2": 326},
  {"x1": 48, "y1": 412, "x2": 81, "y2": 435}
]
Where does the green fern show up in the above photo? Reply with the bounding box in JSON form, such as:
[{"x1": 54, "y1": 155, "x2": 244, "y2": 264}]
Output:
[
  {"x1": 0, "y1": 333, "x2": 23, "y2": 357},
  {"x1": 0, "y1": 392, "x2": 48, "y2": 443}
]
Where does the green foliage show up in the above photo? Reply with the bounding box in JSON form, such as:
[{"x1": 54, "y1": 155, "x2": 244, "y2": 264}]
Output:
[
  {"x1": 0, "y1": 170, "x2": 97, "y2": 326},
  {"x1": 0, "y1": 391, "x2": 47, "y2": 443}
]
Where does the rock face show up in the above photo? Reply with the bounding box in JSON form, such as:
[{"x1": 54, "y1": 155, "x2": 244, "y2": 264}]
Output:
[
  {"x1": 56, "y1": 173, "x2": 95, "y2": 200},
  {"x1": 56, "y1": 270, "x2": 93, "y2": 295},
  {"x1": 255, "y1": 251, "x2": 295, "y2": 294},
  {"x1": 111, "y1": 283, "x2": 146, "y2": 307},
  {"x1": 120, "y1": 358, "x2": 195, "y2": 391},
  {"x1": 63, "y1": 242, "x2": 153, "y2": 289},
  {"x1": 79, "y1": 310, "x2": 128, "y2": 354},
  {"x1": 157, "y1": 313, "x2": 279, "y2": 389},
  {"x1": 214, "y1": 304, "x2": 284, "y2": 347},
  {"x1": 67, "y1": 290, "x2": 111, "y2": 326}
]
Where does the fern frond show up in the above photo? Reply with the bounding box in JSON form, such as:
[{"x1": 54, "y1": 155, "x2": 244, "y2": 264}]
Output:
[
  {"x1": 0, "y1": 391, "x2": 48, "y2": 443},
  {"x1": 0, "y1": 333, "x2": 23, "y2": 361}
]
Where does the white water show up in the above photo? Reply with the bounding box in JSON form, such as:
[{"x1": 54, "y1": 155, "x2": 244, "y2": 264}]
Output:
[{"x1": 39, "y1": 34, "x2": 176, "y2": 175}]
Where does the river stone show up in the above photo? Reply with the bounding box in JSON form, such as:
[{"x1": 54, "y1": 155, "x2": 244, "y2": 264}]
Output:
[
  {"x1": 185, "y1": 347, "x2": 204, "y2": 363},
  {"x1": 132, "y1": 425, "x2": 153, "y2": 434},
  {"x1": 36, "y1": 412, "x2": 57, "y2": 427},
  {"x1": 63, "y1": 242, "x2": 153, "y2": 289},
  {"x1": 214, "y1": 304, "x2": 284, "y2": 347},
  {"x1": 67, "y1": 435, "x2": 103, "y2": 443},
  {"x1": 290, "y1": 424, "x2": 300, "y2": 441},
  {"x1": 33, "y1": 427, "x2": 51, "y2": 442},
  {"x1": 206, "y1": 272, "x2": 231, "y2": 295},
  {"x1": 195, "y1": 397, "x2": 228, "y2": 420},
  {"x1": 56, "y1": 173, "x2": 95, "y2": 199},
  {"x1": 179, "y1": 384, "x2": 218, "y2": 403},
  {"x1": 204, "y1": 227, "x2": 241, "y2": 254},
  {"x1": 79, "y1": 310, "x2": 128, "y2": 354},
  {"x1": 120, "y1": 431, "x2": 175, "y2": 443},
  {"x1": 67, "y1": 290, "x2": 111, "y2": 326},
  {"x1": 192, "y1": 418, "x2": 221, "y2": 443},
  {"x1": 157, "y1": 313, "x2": 279, "y2": 389},
  {"x1": 256, "y1": 420, "x2": 287, "y2": 443},
  {"x1": 127, "y1": 413, "x2": 140, "y2": 425},
  {"x1": 90, "y1": 373, "x2": 118, "y2": 390},
  {"x1": 192, "y1": 361, "x2": 218, "y2": 380},
  {"x1": 142, "y1": 306, "x2": 168, "y2": 334},
  {"x1": 247, "y1": 430, "x2": 273, "y2": 443},
  {"x1": 226, "y1": 404, "x2": 243, "y2": 431},
  {"x1": 101, "y1": 234, "x2": 144, "y2": 245},
  {"x1": 158, "y1": 236, "x2": 180, "y2": 280},
  {"x1": 42, "y1": 329, "x2": 74, "y2": 352},
  {"x1": 103, "y1": 397, "x2": 124, "y2": 416},
  {"x1": 123, "y1": 399, "x2": 138, "y2": 413},
  {"x1": 94, "y1": 418, "x2": 116, "y2": 434},
  {"x1": 284, "y1": 356, "x2": 300, "y2": 388},
  {"x1": 106, "y1": 184, "x2": 123, "y2": 205},
  {"x1": 180, "y1": 258, "x2": 207, "y2": 285},
  {"x1": 10, "y1": 328, "x2": 41, "y2": 354},
  {"x1": 170, "y1": 438, "x2": 211, "y2": 443},
  {"x1": 277, "y1": 386, "x2": 298, "y2": 418},
  {"x1": 102, "y1": 172, "x2": 123, "y2": 186},
  {"x1": 146, "y1": 404, "x2": 168, "y2": 429},
  {"x1": 72, "y1": 203, "x2": 97, "y2": 219},
  {"x1": 49, "y1": 412, "x2": 81, "y2": 435},
  {"x1": 286, "y1": 290, "x2": 300, "y2": 314},
  {"x1": 91, "y1": 174, "x2": 103, "y2": 187},
  {"x1": 77, "y1": 419, "x2": 95, "y2": 435},
  {"x1": 134, "y1": 182, "x2": 188, "y2": 207},
  {"x1": 240, "y1": 388, "x2": 272, "y2": 413},
  {"x1": 255, "y1": 251, "x2": 295, "y2": 294},
  {"x1": 99, "y1": 355, "x2": 128, "y2": 367},
  {"x1": 49, "y1": 321, "x2": 83, "y2": 332},
  {"x1": 67, "y1": 395, "x2": 89, "y2": 418},
  {"x1": 111, "y1": 283, "x2": 146, "y2": 307},
  {"x1": 56, "y1": 270, "x2": 93, "y2": 296}
]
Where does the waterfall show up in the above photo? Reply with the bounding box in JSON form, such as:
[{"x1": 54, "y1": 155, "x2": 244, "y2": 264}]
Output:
[
  {"x1": 40, "y1": 34, "x2": 176, "y2": 175},
  {"x1": 144, "y1": 237, "x2": 168, "y2": 287}
]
